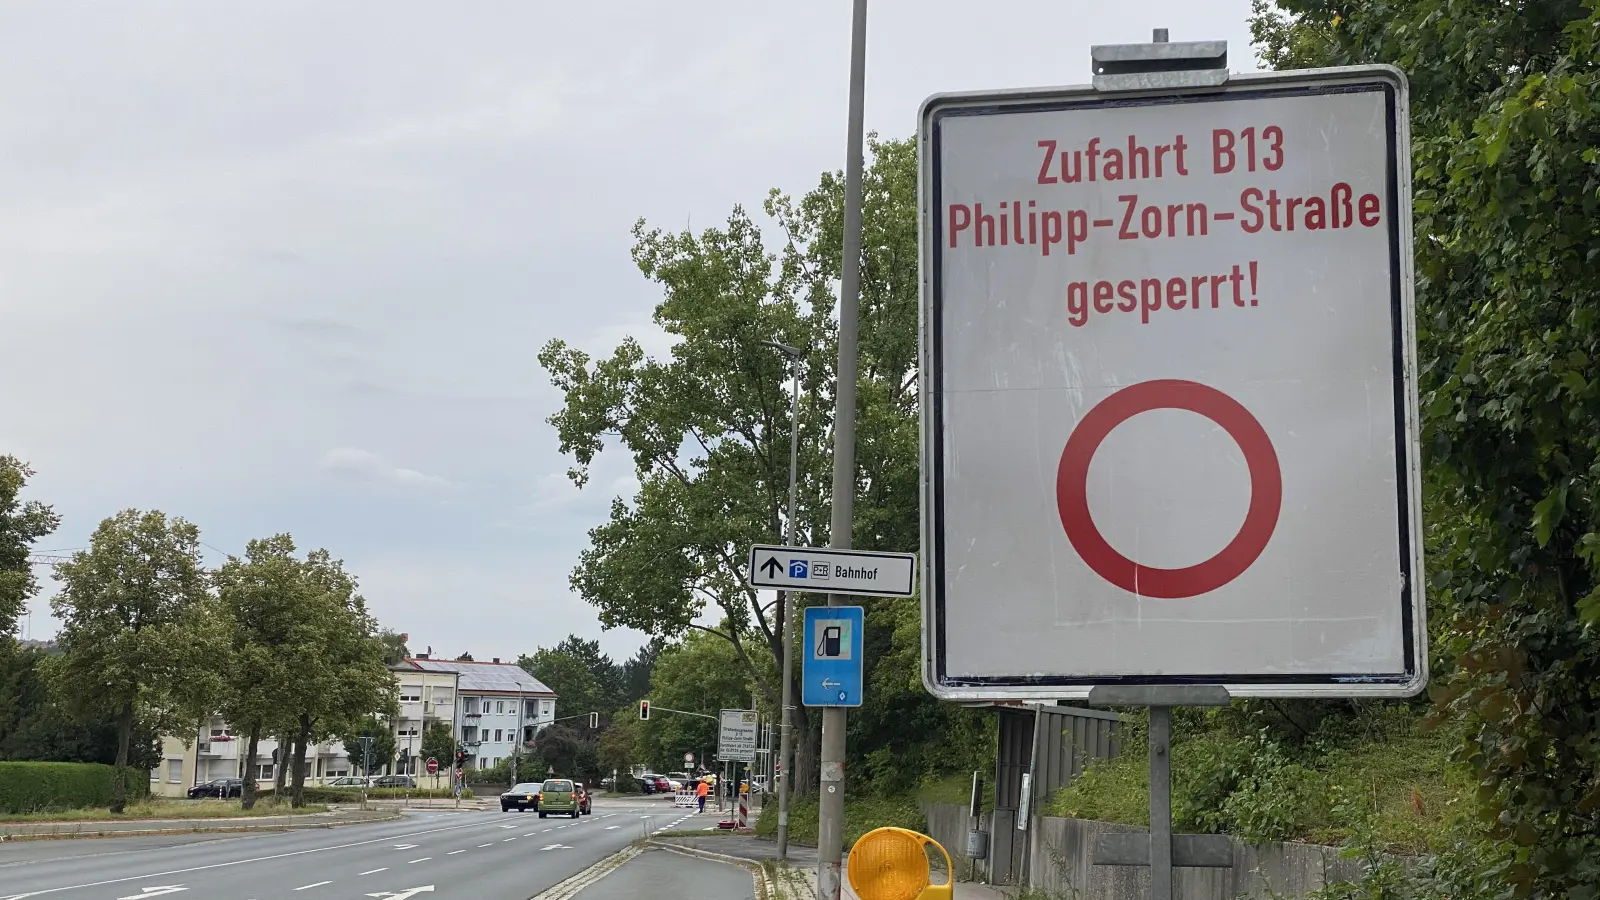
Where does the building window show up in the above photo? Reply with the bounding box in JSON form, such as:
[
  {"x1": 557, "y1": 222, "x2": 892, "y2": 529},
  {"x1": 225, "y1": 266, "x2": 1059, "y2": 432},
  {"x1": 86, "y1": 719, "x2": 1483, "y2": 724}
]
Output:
[
  {"x1": 496, "y1": 700, "x2": 505, "y2": 714},
  {"x1": 400, "y1": 688, "x2": 422, "y2": 702},
  {"x1": 167, "y1": 759, "x2": 182, "y2": 783},
  {"x1": 149, "y1": 767, "x2": 159, "y2": 781},
  {"x1": 493, "y1": 729, "x2": 503, "y2": 742},
  {"x1": 433, "y1": 689, "x2": 453, "y2": 705},
  {"x1": 256, "y1": 763, "x2": 274, "y2": 781},
  {"x1": 542, "y1": 700, "x2": 553, "y2": 717}
]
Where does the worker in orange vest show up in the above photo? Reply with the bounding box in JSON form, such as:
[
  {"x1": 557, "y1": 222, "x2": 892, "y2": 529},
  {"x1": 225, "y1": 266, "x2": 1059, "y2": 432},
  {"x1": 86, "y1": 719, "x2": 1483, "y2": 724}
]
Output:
[{"x1": 695, "y1": 776, "x2": 710, "y2": 812}]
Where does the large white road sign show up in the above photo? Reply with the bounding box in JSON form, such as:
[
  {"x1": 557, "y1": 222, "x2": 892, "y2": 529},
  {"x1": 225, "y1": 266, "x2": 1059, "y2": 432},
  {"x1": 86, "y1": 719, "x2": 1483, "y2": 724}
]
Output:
[{"x1": 919, "y1": 66, "x2": 1425, "y2": 699}]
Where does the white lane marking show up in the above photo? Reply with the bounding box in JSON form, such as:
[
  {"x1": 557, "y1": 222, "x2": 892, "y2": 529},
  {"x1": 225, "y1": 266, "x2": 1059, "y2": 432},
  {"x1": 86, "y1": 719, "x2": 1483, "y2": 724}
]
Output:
[
  {"x1": 523, "y1": 831, "x2": 540, "y2": 836},
  {"x1": 364, "y1": 887, "x2": 434, "y2": 900},
  {"x1": 117, "y1": 888, "x2": 187, "y2": 899},
  {"x1": 604, "y1": 825, "x2": 620, "y2": 830},
  {"x1": 293, "y1": 883, "x2": 331, "y2": 892},
  {"x1": 406, "y1": 858, "x2": 430, "y2": 864},
  {"x1": 358, "y1": 869, "x2": 388, "y2": 876},
  {"x1": 478, "y1": 843, "x2": 492, "y2": 848},
  {"x1": 1, "y1": 814, "x2": 512, "y2": 899},
  {"x1": 447, "y1": 850, "x2": 467, "y2": 855},
  {"x1": 392, "y1": 844, "x2": 418, "y2": 850},
  {"x1": 501, "y1": 838, "x2": 516, "y2": 842},
  {"x1": 538, "y1": 844, "x2": 573, "y2": 851},
  {"x1": 499, "y1": 824, "x2": 517, "y2": 829}
]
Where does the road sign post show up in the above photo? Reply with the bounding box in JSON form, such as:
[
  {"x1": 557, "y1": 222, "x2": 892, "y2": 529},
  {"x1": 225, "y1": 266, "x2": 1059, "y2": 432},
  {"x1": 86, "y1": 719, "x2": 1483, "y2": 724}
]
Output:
[
  {"x1": 817, "y1": 1, "x2": 870, "y2": 895},
  {"x1": 918, "y1": 29, "x2": 1423, "y2": 900},
  {"x1": 426, "y1": 757, "x2": 438, "y2": 775}
]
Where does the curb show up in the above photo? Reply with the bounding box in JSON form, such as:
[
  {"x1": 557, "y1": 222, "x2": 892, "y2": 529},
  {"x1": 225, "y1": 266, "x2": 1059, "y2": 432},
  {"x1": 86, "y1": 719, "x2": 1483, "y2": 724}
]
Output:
[
  {"x1": 645, "y1": 841, "x2": 773, "y2": 900},
  {"x1": 0, "y1": 811, "x2": 403, "y2": 842},
  {"x1": 529, "y1": 844, "x2": 641, "y2": 899}
]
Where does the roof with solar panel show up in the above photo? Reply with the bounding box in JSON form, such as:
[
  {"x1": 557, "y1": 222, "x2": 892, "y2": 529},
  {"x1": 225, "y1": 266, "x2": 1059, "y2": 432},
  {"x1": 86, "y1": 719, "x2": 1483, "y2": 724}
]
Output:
[{"x1": 401, "y1": 657, "x2": 556, "y2": 696}]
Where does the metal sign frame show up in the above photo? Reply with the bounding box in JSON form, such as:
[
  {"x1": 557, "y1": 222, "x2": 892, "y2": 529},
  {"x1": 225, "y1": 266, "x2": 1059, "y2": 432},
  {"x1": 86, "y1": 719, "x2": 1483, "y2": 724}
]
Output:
[
  {"x1": 918, "y1": 65, "x2": 1425, "y2": 701},
  {"x1": 718, "y1": 709, "x2": 758, "y2": 763}
]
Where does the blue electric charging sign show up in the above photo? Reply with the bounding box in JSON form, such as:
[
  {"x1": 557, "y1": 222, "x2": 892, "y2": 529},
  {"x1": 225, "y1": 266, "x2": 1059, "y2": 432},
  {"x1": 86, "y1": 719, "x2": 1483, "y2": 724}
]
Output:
[{"x1": 802, "y1": 606, "x2": 864, "y2": 708}]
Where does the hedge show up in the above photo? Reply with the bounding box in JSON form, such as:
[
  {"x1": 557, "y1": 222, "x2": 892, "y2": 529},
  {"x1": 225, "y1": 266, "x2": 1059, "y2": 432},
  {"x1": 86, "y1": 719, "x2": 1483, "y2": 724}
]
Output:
[
  {"x1": 0, "y1": 762, "x2": 151, "y2": 814},
  {"x1": 256, "y1": 786, "x2": 474, "y2": 803}
]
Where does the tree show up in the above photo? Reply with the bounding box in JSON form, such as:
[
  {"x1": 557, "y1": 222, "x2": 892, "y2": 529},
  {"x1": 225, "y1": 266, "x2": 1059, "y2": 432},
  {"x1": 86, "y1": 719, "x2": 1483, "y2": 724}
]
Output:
[
  {"x1": 0, "y1": 456, "x2": 60, "y2": 637},
  {"x1": 0, "y1": 643, "x2": 159, "y2": 767},
  {"x1": 1252, "y1": 2, "x2": 1599, "y2": 893},
  {"x1": 518, "y1": 646, "x2": 601, "y2": 721},
  {"x1": 595, "y1": 716, "x2": 641, "y2": 778},
  {"x1": 539, "y1": 138, "x2": 923, "y2": 790},
  {"x1": 338, "y1": 714, "x2": 395, "y2": 777},
  {"x1": 281, "y1": 550, "x2": 396, "y2": 807},
  {"x1": 621, "y1": 639, "x2": 662, "y2": 702},
  {"x1": 379, "y1": 630, "x2": 410, "y2": 666},
  {"x1": 213, "y1": 534, "x2": 321, "y2": 809},
  {"x1": 419, "y1": 720, "x2": 454, "y2": 773},
  {"x1": 554, "y1": 635, "x2": 624, "y2": 713},
  {"x1": 45, "y1": 510, "x2": 221, "y2": 812},
  {"x1": 636, "y1": 632, "x2": 754, "y2": 771}
]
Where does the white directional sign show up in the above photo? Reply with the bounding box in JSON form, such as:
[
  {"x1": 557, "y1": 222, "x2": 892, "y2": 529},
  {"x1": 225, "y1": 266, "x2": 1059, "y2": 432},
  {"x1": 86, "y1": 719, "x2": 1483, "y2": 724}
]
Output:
[
  {"x1": 920, "y1": 65, "x2": 1425, "y2": 700},
  {"x1": 718, "y1": 709, "x2": 758, "y2": 762},
  {"x1": 747, "y1": 545, "x2": 916, "y2": 598}
]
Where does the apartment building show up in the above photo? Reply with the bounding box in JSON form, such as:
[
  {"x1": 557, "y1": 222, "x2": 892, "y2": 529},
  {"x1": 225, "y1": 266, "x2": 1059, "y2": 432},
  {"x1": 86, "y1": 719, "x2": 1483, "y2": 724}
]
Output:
[
  {"x1": 149, "y1": 652, "x2": 557, "y2": 793},
  {"x1": 401, "y1": 655, "x2": 556, "y2": 771}
]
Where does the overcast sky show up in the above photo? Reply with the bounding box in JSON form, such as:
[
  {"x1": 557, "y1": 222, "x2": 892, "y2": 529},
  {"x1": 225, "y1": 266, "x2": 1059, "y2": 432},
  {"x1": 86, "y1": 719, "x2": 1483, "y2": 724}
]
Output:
[{"x1": 1, "y1": 1, "x2": 1259, "y2": 663}]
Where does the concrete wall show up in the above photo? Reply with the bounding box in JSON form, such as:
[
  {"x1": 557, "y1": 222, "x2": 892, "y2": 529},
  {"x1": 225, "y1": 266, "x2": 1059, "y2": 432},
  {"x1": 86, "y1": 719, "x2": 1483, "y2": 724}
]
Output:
[{"x1": 923, "y1": 803, "x2": 1394, "y2": 898}]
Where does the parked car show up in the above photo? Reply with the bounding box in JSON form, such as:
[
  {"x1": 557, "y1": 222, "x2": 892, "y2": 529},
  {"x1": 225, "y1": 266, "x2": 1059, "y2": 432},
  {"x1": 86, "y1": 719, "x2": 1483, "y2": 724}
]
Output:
[
  {"x1": 325, "y1": 776, "x2": 373, "y2": 788},
  {"x1": 500, "y1": 782, "x2": 542, "y2": 812},
  {"x1": 187, "y1": 778, "x2": 246, "y2": 799},
  {"x1": 666, "y1": 771, "x2": 692, "y2": 789},
  {"x1": 649, "y1": 774, "x2": 673, "y2": 794},
  {"x1": 371, "y1": 775, "x2": 416, "y2": 788},
  {"x1": 536, "y1": 779, "x2": 579, "y2": 818},
  {"x1": 637, "y1": 773, "x2": 660, "y2": 794},
  {"x1": 572, "y1": 780, "x2": 591, "y2": 815}
]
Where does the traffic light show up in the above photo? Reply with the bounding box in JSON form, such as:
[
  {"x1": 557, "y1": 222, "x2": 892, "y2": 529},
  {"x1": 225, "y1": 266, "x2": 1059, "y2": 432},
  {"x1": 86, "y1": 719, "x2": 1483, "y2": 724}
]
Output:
[
  {"x1": 589, "y1": 712, "x2": 599, "y2": 729},
  {"x1": 455, "y1": 749, "x2": 465, "y2": 766},
  {"x1": 639, "y1": 700, "x2": 650, "y2": 721}
]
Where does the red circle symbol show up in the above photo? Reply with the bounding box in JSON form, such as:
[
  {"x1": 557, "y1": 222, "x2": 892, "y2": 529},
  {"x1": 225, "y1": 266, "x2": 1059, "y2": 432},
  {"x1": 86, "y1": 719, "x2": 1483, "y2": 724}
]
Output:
[{"x1": 1056, "y1": 379, "x2": 1282, "y2": 599}]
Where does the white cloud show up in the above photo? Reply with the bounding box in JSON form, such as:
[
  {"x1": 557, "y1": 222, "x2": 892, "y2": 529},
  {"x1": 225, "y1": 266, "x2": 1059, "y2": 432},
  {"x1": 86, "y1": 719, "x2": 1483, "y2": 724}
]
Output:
[{"x1": 320, "y1": 446, "x2": 451, "y2": 489}]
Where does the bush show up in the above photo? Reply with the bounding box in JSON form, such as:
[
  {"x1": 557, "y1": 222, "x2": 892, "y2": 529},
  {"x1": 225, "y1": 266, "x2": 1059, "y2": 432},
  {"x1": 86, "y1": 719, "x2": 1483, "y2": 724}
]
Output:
[
  {"x1": 0, "y1": 762, "x2": 150, "y2": 813},
  {"x1": 255, "y1": 786, "x2": 473, "y2": 803}
]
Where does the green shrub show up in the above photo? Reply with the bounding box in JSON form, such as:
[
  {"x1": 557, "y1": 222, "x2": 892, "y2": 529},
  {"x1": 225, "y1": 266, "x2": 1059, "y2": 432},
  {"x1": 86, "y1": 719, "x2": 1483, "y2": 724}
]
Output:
[
  {"x1": 255, "y1": 786, "x2": 473, "y2": 803},
  {"x1": 0, "y1": 762, "x2": 150, "y2": 813}
]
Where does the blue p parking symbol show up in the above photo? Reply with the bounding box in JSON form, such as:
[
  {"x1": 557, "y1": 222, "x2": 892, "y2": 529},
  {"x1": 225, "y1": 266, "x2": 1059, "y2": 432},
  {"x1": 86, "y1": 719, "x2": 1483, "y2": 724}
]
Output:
[{"x1": 788, "y1": 560, "x2": 808, "y2": 579}]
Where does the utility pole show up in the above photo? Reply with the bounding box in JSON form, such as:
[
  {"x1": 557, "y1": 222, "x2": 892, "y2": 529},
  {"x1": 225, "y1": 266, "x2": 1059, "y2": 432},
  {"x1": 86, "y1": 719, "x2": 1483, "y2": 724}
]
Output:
[
  {"x1": 817, "y1": 1, "x2": 868, "y2": 896},
  {"x1": 763, "y1": 337, "x2": 804, "y2": 860}
]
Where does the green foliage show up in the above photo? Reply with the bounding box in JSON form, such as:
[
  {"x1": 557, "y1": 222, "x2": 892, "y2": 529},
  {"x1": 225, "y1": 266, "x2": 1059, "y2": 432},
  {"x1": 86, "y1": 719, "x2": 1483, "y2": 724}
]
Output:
[
  {"x1": 1252, "y1": 1, "x2": 1600, "y2": 893},
  {"x1": 518, "y1": 646, "x2": 602, "y2": 723},
  {"x1": 636, "y1": 632, "x2": 755, "y2": 771},
  {"x1": 419, "y1": 721, "x2": 454, "y2": 772},
  {"x1": 378, "y1": 630, "x2": 410, "y2": 666},
  {"x1": 1045, "y1": 705, "x2": 1469, "y2": 853},
  {"x1": 0, "y1": 456, "x2": 60, "y2": 638},
  {"x1": 0, "y1": 643, "x2": 159, "y2": 768},
  {"x1": 45, "y1": 509, "x2": 220, "y2": 811},
  {"x1": 754, "y1": 790, "x2": 925, "y2": 849},
  {"x1": 256, "y1": 786, "x2": 471, "y2": 803},
  {"x1": 0, "y1": 761, "x2": 148, "y2": 814},
  {"x1": 337, "y1": 716, "x2": 396, "y2": 777}
]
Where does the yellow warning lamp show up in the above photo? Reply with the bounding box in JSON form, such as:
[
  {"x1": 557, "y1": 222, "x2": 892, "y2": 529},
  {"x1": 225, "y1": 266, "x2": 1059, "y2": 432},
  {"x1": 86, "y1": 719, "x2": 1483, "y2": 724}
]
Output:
[{"x1": 847, "y1": 827, "x2": 954, "y2": 900}]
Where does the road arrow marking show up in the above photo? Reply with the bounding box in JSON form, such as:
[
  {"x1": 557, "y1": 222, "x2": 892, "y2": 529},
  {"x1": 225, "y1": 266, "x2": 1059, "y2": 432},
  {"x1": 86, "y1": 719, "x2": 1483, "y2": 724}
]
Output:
[
  {"x1": 499, "y1": 823, "x2": 517, "y2": 828},
  {"x1": 117, "y1": 889, "x2": 187, "y2": 900},
  {"x1": 365, "y1": 888, "x2": 434, "y2": 900},
  {"x1": 539, "y1": 844, "x2": 573, "y2": 851},
  {"x1": 604, "y1": 825, "x2": 620, "y2": 830},
  {"x1": 392, "y1": 844, "x2": 418, "y2": 850}
]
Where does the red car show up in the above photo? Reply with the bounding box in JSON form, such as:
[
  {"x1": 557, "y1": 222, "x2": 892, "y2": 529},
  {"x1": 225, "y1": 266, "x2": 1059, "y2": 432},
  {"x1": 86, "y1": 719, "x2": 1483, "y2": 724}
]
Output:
[{"x1": 650, "y1": 775, "x2": 672, "y2": 794}]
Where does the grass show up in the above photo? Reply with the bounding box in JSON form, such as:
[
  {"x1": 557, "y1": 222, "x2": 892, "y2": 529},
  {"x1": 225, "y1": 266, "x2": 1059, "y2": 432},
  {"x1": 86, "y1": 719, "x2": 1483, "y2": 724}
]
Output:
[
  {"x1": 0, "y1": 798, "x2": 329, "y2": 823},
  {"x1": 1042, "y1": 705, "x2": 1473, "y2": 855},
  {"x1": 753, "y1": 792, "x2": 925, "y2": 849}
]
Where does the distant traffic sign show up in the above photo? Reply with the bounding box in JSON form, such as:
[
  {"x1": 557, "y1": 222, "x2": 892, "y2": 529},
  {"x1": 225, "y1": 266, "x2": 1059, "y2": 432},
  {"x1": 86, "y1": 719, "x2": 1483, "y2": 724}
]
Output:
[
  {"x1": 748, "y1": 545, "x2": 916, "y2": 598},
  {"x1": 802, "y1": 606, "x2": 864, "y2": 707},
  {"x1": 426, "y1": 757, "x2": 438, "y2": 774},
  {"x1": 718, "y1": 710, "x2": 758, "y2": 762},
  {"x1": 919, "y1": 65, "x2": 1425, "y2": 700}
]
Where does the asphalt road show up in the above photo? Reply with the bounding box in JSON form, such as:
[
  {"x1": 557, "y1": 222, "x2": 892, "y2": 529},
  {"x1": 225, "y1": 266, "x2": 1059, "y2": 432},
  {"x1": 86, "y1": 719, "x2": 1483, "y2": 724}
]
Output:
[
  {"x1": 0, "y1": 796, "x2": 710, "y2": 900},
  {"x1": 578, "y1": 847, "x2": 754, "y2": 900}
]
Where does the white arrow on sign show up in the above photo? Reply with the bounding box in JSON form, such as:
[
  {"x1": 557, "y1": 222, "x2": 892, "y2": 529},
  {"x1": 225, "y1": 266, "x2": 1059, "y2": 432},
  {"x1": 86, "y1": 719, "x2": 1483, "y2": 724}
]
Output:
[
  {"x1": 117, "y1": 887, "x2": 187, "y2": 900},
  {"x1": 822, "y1": 678, "x2": 841, "y2": 688},
  {"x1": 365, "y1": 887, "x2": 434, "y2": 900}
]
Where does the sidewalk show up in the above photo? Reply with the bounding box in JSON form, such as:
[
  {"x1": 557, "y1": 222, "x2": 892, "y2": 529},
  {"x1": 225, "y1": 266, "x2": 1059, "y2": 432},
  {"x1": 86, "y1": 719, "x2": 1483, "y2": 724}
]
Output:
[
  {"x1": 651, "y1": 833, "x2": 1010, "y2": 899},
  {"x1": 0, "y1": 807, "x2": 398, "y2": 841}
]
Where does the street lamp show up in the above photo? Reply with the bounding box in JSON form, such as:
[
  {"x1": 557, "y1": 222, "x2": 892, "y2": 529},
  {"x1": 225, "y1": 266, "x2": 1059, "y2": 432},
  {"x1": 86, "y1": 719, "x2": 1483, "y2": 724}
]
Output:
[{"x1": 760, "y1": 338, "x2": 803, "y2": 860}]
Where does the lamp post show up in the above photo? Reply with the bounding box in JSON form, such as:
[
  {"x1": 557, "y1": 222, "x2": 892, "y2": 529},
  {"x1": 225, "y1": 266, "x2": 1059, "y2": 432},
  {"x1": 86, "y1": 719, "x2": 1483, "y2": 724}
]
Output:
[{"x1": 761, "y1": 338, "x2": 803, "y2": 860}]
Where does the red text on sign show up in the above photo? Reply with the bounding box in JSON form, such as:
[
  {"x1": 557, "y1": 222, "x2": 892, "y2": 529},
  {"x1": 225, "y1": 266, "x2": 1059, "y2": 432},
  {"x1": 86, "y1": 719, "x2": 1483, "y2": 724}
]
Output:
[
  {"x1": 1239, "y1": 184, "x2": 1381, "y2": 232},
  {"x1": 1065, "y1": 261, "x2": 1259, "y2": 327},
  {"x1": 1036, "y1": 135, "x2": 1192, "y2": 184},
  {"x1": 1211, "y1": 126, "x2": 1285, "y2": 173}
]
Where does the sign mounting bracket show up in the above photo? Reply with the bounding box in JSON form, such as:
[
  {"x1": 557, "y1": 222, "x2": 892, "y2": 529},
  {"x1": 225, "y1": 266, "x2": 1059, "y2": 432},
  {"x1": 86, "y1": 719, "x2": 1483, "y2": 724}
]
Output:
[{"x1": 1091, "y1": 29, "x2": 1228, "y2": 92}]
